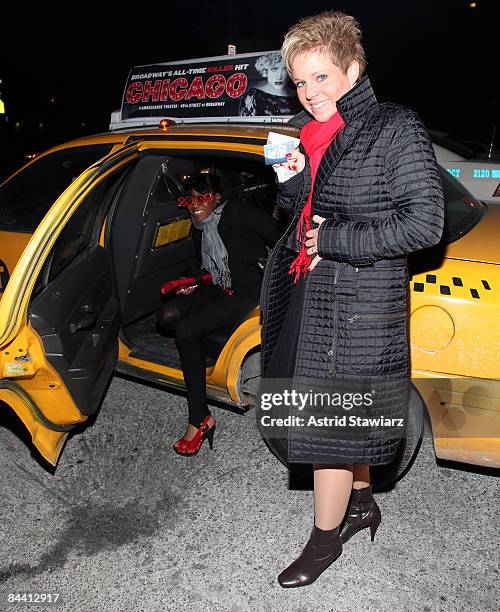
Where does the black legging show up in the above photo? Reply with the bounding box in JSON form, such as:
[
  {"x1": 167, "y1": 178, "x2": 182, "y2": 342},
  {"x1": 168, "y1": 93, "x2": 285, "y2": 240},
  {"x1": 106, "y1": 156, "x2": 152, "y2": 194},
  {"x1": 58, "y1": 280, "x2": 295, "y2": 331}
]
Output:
[{"x1": 156, "y1": 285, "x2": 258, "y2": 427}]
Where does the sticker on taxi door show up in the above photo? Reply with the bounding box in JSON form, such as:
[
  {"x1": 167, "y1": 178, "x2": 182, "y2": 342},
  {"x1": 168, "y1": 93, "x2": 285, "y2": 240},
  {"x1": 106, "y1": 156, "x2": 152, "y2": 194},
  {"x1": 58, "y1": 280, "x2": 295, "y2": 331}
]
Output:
[{"x1": 6, "y1": 363, "x2": 25, "y2": 376}]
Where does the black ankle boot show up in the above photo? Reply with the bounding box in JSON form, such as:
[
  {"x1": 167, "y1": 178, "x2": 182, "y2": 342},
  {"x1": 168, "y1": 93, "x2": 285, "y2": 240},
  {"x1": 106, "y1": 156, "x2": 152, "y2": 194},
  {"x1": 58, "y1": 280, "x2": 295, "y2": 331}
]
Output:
[
  {"x1": 278, "y1": 525, "x2": 342, "y2": 588},
  {"x1": 339, "y1": 485, "x2": 381, "y2": 544}
]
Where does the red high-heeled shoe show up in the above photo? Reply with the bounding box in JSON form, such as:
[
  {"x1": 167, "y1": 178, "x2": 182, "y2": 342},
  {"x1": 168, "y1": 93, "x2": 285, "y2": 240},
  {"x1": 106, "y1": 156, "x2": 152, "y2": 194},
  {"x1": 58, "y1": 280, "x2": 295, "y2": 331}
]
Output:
[{"x1": 173, "y1": 416, "x2": 216, "y2": 456}]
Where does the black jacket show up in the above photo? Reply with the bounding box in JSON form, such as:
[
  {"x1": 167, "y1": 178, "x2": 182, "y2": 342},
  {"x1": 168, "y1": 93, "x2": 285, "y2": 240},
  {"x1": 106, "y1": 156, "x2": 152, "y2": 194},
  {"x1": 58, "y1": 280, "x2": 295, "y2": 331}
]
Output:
[
  {"x1": 260, "y1": 76, "x2": 445, "y2": 465},
  {"x1": 192, "y1": 198, "x2": 281, "y2": 294}
]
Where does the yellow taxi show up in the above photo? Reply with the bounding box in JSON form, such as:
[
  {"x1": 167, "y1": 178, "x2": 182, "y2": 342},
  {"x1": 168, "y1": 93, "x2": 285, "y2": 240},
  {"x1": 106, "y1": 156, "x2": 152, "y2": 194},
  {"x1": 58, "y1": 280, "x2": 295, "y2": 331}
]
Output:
[{"x1": 0, "y1": 54, "x2": 498, "y2": 485}]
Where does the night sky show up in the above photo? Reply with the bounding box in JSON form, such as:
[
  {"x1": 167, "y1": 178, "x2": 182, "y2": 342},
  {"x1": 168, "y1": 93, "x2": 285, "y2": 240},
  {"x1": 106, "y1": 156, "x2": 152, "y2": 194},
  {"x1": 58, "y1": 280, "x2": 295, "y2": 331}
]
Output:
[{"x1": 2, "y1": 0, "x2": 499, "y2": 154}]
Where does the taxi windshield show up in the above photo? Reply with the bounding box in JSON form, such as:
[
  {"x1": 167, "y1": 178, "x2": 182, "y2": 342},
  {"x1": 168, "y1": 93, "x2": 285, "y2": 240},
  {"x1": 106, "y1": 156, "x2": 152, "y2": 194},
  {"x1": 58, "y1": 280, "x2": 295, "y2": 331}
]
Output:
[
  {"x1": 0, "y1": 144, "x2": 113, "y2": 232},
  {"x1": 440, "y1": 166, "x2": 485, "y2": 244}
]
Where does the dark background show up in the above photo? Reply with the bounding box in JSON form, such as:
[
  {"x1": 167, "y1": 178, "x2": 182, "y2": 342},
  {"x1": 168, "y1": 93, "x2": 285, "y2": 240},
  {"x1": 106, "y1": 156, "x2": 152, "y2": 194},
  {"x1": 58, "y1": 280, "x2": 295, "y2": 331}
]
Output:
[{"x1": 0, "y1": 0, "x2": 498, "y2": 169}]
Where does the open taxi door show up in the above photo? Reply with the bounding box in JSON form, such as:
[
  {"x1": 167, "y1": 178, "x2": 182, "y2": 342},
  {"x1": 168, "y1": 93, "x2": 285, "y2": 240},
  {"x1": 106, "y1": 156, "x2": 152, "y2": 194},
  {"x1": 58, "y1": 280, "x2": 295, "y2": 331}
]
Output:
[{"x1": 0, "y1": 145, "x2": 139, "y2": 465}]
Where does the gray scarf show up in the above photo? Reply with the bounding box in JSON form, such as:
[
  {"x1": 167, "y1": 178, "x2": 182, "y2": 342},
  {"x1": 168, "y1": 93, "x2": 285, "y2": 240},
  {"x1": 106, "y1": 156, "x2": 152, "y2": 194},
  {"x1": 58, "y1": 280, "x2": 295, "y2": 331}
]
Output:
[{"x1": 191, "y1": 201, "x2": 232, "y2": 289}]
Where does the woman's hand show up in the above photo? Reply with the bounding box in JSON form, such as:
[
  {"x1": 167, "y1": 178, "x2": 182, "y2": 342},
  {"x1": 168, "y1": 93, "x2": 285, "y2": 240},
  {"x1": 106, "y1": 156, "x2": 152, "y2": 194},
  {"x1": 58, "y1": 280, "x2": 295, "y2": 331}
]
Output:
[
  {"x1": 284, "y1": 148, "x2": 306, "y2": 172},
  {"x1": 273, "y1": 148, "x2": 306, "y2": 172},
  {"x1": 272, "y1": 147, "x2": 306, "y2": 178},
  {"x1": 305, "y1": 214, "x2": 326, "y2": 271}
]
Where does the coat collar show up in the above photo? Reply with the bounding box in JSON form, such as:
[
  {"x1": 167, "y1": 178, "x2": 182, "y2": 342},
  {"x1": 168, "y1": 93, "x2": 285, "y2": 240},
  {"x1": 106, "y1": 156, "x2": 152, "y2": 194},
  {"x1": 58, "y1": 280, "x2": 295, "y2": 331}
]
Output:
[
  {"x1": 289, "y1": 77, "x2": 378, "y2": 210},
  {"x1": 288, "y1": 76, "x2": 378, "y2": 129}
]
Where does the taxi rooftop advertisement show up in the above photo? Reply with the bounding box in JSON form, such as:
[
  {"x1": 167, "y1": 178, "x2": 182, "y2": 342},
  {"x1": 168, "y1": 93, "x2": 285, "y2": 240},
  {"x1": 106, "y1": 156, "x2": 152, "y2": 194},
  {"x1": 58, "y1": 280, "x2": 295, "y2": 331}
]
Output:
[{"x1": 120, "y1": 51, "x2": 301, "y2": 123}]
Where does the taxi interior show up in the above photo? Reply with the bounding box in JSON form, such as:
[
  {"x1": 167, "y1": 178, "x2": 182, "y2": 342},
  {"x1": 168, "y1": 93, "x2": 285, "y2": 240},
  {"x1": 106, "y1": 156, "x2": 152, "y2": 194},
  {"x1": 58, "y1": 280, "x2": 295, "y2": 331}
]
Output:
[{"x1": 27, "y1": 150, "x2": 281, "y2": 413}]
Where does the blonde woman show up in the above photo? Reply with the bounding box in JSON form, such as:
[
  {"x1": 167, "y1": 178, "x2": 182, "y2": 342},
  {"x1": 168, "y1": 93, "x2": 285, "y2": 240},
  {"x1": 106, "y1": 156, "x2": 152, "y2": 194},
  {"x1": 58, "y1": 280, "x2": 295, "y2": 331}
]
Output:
[{"x1": 260, "y1": 11, "x2": 444, "y2": 588}]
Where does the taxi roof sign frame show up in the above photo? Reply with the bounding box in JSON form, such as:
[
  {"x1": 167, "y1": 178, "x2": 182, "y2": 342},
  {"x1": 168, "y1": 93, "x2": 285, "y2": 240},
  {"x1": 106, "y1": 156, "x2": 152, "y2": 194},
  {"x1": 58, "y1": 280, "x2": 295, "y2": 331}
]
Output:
[{"x1": 110, "y1": 51, "x2": 299, "y2": 131}]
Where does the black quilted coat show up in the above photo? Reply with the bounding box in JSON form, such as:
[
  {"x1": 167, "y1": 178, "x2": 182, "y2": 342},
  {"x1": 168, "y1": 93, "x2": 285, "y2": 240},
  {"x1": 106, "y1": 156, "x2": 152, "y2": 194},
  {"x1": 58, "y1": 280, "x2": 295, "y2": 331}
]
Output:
[{"x1": 260, "y1": 77, "x2": 445, "y2": 465}]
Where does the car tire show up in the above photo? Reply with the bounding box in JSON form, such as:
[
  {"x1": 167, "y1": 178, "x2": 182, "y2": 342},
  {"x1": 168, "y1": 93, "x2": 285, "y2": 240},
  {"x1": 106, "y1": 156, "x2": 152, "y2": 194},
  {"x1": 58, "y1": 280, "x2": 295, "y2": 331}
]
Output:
[
  {"x1": 261, "y1": 382, "x2": 425, "y2": 491},
  {"x1": 261, "y1": 431, "x2": 288, "y2": 469},
  {"x1": 370, "y1": 382, "x2": 424, "y2": 491}
]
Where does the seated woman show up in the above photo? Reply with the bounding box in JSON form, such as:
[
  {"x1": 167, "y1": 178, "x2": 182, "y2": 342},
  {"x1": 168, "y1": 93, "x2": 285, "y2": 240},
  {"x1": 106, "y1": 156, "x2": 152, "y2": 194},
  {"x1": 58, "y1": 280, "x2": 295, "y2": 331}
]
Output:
[{"x1": 156, "y1": 172, "x2": 281, "y2": 456}]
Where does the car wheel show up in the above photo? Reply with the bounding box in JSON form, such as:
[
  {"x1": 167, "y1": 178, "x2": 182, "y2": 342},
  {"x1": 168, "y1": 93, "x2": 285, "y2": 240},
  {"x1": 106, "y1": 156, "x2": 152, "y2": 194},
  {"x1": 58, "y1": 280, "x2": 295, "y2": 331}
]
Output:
[
  {"x1": 371, "y1": 383, "x2": 424, "y2": 491},
  {"x1": 262, "y1": 431, "x2": 289, "y2": 468},
  {"x1": 261, "y1": 383, "x2": 425, "y2": 489}
]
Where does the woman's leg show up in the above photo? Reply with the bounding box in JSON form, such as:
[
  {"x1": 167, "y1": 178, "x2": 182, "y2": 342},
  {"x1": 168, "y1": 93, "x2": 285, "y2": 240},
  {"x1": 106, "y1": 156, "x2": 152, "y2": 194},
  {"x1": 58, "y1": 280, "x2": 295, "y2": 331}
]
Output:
[
  {"x1": 175, "y1": 289, "x2": 218, "y2": 430},
  {"x1": 278, "y1": 463, "x2": 351, "y2": 588},
  {"x1": 313, "y1": 464, "x2": 353, "y2": 530},
  {"x1": 156, "y1": 291, "x2": 199, "y2": 332},
  {"x1": 352, "y1": 463, "x2": 370, "y2": 489},
  {"x1": 176, "y1": 289, "x2": 257, "y2": 432},
  {"x1": 340, "y1": 463, "x2": 381, "y2": 544},
  {"x1": 156, "y1": 287, "x2": 217, "y2": 438}
]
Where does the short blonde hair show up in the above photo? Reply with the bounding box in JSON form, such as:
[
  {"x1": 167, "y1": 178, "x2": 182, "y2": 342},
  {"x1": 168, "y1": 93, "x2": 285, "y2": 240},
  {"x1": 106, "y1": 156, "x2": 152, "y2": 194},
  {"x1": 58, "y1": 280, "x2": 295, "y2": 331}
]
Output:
[{"x1": 281, "y1": 11, "x2": 367, "y2": 78}]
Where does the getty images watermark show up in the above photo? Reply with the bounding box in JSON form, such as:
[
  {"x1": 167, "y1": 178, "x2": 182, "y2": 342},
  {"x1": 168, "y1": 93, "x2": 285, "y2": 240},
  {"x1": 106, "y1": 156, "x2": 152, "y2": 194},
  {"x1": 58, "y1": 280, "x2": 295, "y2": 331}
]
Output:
[{"x1": 256, "y1": 377, "x2": 408, "y2": 441}]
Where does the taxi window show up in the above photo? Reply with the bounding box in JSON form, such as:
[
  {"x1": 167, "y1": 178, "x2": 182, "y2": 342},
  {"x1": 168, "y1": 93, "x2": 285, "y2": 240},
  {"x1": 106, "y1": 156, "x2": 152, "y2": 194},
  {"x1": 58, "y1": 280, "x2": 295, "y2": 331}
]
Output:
[
  {"x1": 440, "y1": 166, "x2": 485, "y2": 244},
  {"x1": 0, "y1": 144, "x2": 113, "y2": 232},
  {"x1": 31, "y1": 167, "x2": 128, "y2": 299},
  {"x1": 52, "y1": 165, "x2": 132, "y2": 284}
]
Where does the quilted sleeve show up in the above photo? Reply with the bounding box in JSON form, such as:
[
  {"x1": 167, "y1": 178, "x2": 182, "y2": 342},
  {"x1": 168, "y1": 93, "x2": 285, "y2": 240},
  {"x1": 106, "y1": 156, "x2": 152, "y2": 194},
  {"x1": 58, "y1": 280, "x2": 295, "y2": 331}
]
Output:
[
  {"x1": 316, "y1": 111, "x2": 445, "y2": 267},
  {"x1": 275, "y1": 169, "x2": 304, "y2": 215}
]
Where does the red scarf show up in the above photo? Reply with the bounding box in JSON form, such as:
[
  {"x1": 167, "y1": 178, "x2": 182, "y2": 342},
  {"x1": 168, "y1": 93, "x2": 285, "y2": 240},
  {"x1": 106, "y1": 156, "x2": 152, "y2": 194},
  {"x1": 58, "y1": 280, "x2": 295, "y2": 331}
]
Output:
[{"x1": 289, "y1": 112, "x2": 345, "y2": 282}]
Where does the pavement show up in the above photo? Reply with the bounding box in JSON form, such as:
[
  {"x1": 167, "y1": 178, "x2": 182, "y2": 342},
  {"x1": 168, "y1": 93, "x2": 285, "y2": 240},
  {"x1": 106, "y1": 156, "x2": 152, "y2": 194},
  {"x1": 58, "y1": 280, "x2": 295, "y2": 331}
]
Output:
[{"x1": 0, "y1": 375, "x2": 498, "y2": 612}]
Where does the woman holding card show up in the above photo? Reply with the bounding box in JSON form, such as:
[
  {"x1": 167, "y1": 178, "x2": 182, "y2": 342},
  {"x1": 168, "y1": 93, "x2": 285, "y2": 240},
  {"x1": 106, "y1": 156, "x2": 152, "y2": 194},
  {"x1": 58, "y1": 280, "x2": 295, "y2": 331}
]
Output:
[{"x1": 260, "y1": 10, "x2": 444, "y2": 588}]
